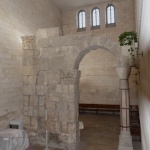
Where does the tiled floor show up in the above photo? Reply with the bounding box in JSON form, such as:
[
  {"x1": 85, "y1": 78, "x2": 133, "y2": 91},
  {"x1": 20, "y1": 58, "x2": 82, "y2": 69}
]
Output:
[{"x1": 28, "y1": 113, "x2": 142, "y2": 150}]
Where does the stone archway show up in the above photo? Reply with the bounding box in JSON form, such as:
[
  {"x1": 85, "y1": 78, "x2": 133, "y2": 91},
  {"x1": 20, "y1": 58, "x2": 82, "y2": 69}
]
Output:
[
  {"x1": 73, "y1": 44, "x2": 121, "y2": 149},
  {"x1": 74, "y1": 45, "x2": 119, "y2": 69},
  {"x1": 73, "y1": 42, "x2": 132, "y2": 150},
  {"x1": 22, "y1": 27, "x2": 133, "y2": 150}
]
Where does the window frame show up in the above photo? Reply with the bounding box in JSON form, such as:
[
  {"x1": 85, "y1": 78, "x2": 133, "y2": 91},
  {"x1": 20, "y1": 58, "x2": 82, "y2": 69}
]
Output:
[
  {"x1": 77, "y1": 10, "x2": 86, "y2": 32},
  {"x1": 106, "y1": 4, "x2": 116, "y2": 27},
  {"x1": 91, "y1": 7, "x2": 100, "y2": 30}
]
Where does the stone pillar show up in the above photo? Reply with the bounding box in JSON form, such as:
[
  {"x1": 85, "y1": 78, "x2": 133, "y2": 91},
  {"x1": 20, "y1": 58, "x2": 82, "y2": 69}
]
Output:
[
  {"x1": 21, "y1": 35, "x2": 39, "y2": 139},
  {"x1": 116, "y1": 66, "x2": 133, "y2": 150}
]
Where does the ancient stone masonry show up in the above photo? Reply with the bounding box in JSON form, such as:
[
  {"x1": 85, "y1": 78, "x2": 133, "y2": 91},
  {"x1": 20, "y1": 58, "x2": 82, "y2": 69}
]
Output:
[
  {"x1": 22, "y1": 35, "x2": 41, "y2": 139},
  {"x1": 22, "y1": 27, "x2": 126, "y2": 150}
]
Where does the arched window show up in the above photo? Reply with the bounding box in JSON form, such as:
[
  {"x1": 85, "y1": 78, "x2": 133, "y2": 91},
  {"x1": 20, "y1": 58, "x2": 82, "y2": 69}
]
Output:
[
  {"x1": 78, "y1": 10, "x2": 86, "y2": 31},
  {"x1": 91, "y1": 7, "x2": 100, "y2": 29},
  {"x1": 106, "y1": 4, "x2": 116, "y2": 27}
]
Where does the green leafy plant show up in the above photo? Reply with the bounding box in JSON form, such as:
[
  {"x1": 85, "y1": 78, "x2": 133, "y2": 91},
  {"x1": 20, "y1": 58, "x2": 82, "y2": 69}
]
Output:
[
  {"x1": 119, "y1": 31, "x2": 138, "y2": 46},
  {"x1": 129, "y1": 47, "x2": 135, "y2": 64},
  {"x1": 119, "y1": 31, "x2": 138, "y2": 65}
]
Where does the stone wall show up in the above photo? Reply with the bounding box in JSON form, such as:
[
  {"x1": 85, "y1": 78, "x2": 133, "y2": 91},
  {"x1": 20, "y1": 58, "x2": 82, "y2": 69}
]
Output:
[
  {"x1": 135, "y1": 0, "x2": 150, "y2": 150},
  {"x1": 0, "y1": 0, "x2": 61, "y2": 129},
  {"x1": 79, "y1": 48, "x2": 120, "y2": 104},
  {"x1": 22, "y1": 27, "x2": 121, "y2": 149},
  {"x1": 62, "y1": 0, "x2": 135, "y2": 41},
  {"x1": 62, "y1": 0, "x2": 138, "y2": 106}
]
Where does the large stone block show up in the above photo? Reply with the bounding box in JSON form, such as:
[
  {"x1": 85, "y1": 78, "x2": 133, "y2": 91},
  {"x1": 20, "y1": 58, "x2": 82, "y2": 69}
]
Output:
[
  {"x1": 33, "y1": 107, "x2": 38, "y2": 116},
  {"x1": 28, "y1": 106, "x2": 33, "y2": 116},
  {"x1": 61, "y1": 122, "x2": 68, "y2": 133},
  {"x1": 23, "y1": 76, "x2": 28, "y2": 85},
  {"x1": 24, "y1": 96, "x2": 29, "y2": 106},
  {"x1": 69, "y1": 85, "x2": 75, "y2": 93},
  {"x1": 23, "y1": 85, "x2": 35, "y2": 95},
  {"x1": 111, "y1": 43, "x2": 121, "y2": 57},
  {"x1": 38, "y1": 107, "x2": 45, "y2": 117},
  {"x1": 46, "y1": 70, "x2": 60, "y2": 84},
  {"x1": 24, "y1": 116, "x2": 30, "y2": 126},
  {"x1": 23, "y1": 66, "x2": 34, "y2": 76},
  {"x1": 59, "y1": 133, "x2": 69, "y2": 145},
  {"x1": 31, "y1": 117, "x2": 38, "y2": 127},
  {"x1": 38, "y1": 117, "x2": 46, "y2": 129},
  {"x1": 49, "y1": 56, "x2": 66, "y2": 70},
  {"x1": 48, "y1": 121, "x2": 60, "y2": 133},
  {"x1": 61, "y1": 94, "x2": 74, "y2": 102},
  {"x1": 48, "y1": 110, "x2": 59, "y2": 121},
  {"x1": 68, "y1": 133, "x2": 77, "y2": 144},
  {"x1": 68, "y1": 143, "x2": 78, "y2": 150},
  {"x1": 23, "y1": 50, "x2": 33, "y2": 56},
  {"x1": 36, "y1": 28, "x2": 62, "y2": 48},
  {"x1": 23, "y1": 106, "x2": 28, "y2": 116},
  {"x1": 30, "y1": 96, "x2": 38, "y2": 106},
  {"x1": 56, "y1": 84, "x2": 68, "y2": 93},
  {"x1": 39, "y1": 96, "x2": 45, "y2": 106},
  {"x1": 23, "y1": 56, "x2": 33, "y2": 66},
  {"x1": 68, "y1": 103, "x2": 75, "y2": 112},
  {"x1": 67, "y1": 110, "x2": 76, "y2": 122},
  {"x1": 47, "y1": 84, "x2": 57, "y2": 93},
  {"x1": 40, "y1": 58, "x2": 49, "y2": 70},
  {"x1": 104, "y1": 39, "x2": 116, "y2": 50},
  {"x1": 36, "y1": 85, "x2": 46, "y2": 95},
  {"x1": 37, "y1": 27, "x2": 62, "y2": 39},
  {"x1": 68, "y1": 123, "x2": 76, "y2": 133},
  {"x1": 62, "y1": 78, "x2": 74, "y2": 85},
  {"x1": 48, "y1": 92, "x2": 59, "y2": 101},
  {"x1": 28, "y1": 76, "x2": 37, "y2": 85},
  {"x1": 46, "y1": 101, "x2": 56, "y2": 110}
]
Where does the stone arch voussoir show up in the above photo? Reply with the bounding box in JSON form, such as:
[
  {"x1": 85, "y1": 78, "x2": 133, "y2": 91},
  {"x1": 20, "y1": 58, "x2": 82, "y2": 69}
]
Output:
[{"x1": 74, "y1": 37, "x2": 121, "y2": 69}]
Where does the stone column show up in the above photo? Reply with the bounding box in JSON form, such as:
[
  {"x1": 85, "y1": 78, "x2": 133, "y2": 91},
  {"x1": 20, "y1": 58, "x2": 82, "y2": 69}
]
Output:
[
  {"x1": 21, "y1": 35, "x2": 38, "y2": 136},
  {"x1": 116, "y1": 66, "x2": 133, "y2": 150}
]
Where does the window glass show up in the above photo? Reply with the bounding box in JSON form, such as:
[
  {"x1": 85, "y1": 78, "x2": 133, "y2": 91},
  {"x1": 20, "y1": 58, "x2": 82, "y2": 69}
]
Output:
[
  {"x1": 78, "y1": 11, "x2": 86, "y2": 28},
  {"x1": 92, "y1": 8, "x2": 100, "y2": 27},
  {"x1": 106, "y1": 5, "x2": 115, "y2": 24}
]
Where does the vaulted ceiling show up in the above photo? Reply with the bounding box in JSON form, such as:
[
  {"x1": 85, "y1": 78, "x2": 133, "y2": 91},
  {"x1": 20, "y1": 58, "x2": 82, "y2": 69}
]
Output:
[{"x1": 50, "y1": 0, "x2": 110, "y2": 10}]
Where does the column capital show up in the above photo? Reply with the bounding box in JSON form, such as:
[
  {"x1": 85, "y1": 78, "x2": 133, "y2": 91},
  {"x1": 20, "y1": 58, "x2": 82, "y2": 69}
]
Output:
[
  {"x1": 116, "y1": 67, "x2": 131, "y2": 80},
  {"x1": 21, "y1": 35, "x2": 36, "y2": 50}
]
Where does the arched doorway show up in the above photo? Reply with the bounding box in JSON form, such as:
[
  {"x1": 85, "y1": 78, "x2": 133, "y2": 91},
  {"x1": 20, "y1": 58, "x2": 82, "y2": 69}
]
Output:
[
  {"x1": 73, "y1": 43, "x2": 121, "y2": 149},
  {"x1": 74, "y1": 47, "x2": 120, "y2": 149}
]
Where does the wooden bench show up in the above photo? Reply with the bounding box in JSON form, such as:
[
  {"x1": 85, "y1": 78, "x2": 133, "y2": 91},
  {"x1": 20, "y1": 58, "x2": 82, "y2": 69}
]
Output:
[{"x1": 79, "y1": 103, "x2": 120, "y2": 114}]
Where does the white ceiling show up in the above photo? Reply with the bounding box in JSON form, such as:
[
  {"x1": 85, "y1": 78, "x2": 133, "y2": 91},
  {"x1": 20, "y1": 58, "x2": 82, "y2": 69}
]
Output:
[{"x1": 51, "y1": 0, "x2": 109, "y2": 10}]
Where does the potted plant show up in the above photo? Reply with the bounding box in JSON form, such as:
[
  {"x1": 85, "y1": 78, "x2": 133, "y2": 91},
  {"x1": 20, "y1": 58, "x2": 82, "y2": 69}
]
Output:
[{"x1": 119, "y1": 31, "x2": 138, "y2": 66}]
